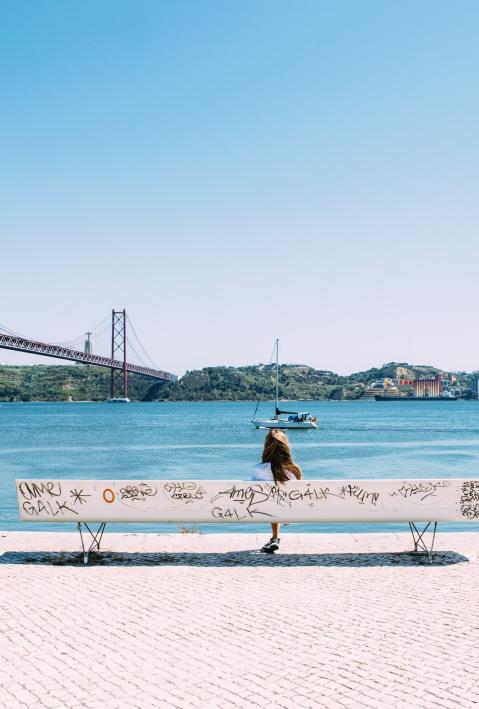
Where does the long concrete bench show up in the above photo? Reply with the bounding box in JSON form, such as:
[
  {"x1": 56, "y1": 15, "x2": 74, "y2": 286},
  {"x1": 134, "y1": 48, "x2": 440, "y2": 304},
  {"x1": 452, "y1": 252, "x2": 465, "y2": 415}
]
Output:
[{"x1": 15, "y1": 477, "x2": 479, "y2": 563}]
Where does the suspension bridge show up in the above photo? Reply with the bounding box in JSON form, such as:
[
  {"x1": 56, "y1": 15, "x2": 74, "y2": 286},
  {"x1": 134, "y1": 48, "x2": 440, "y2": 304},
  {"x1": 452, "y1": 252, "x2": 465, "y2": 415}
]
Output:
[{"x1": 0, "y1": 310, "x2": 177, "y2": 400}]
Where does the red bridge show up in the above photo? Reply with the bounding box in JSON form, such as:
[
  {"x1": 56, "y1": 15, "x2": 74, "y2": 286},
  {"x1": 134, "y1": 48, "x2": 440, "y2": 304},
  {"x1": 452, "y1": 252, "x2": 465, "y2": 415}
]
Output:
[{"x1": 0, "y1": 309, "x2": 177, "y2": 399}]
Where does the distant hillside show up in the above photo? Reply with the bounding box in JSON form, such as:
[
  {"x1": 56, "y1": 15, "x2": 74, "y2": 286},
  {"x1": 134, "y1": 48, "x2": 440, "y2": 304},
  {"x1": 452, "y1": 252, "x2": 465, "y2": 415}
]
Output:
[
  {"x1": 149, "y1": 362, "x2": 474, "y2": 401},
  {"x1": 344, "y1": 362, "x2": 453, "y2": 384},
  {"x1": 0, "y1": 362, "x2": 474, "y2": 402},
  {"x1": 147, "y1": 365, "x2": 341, "y2": 401},
  {"x1": 0, "y1": 365, "x2": 153, "y2": 402}
]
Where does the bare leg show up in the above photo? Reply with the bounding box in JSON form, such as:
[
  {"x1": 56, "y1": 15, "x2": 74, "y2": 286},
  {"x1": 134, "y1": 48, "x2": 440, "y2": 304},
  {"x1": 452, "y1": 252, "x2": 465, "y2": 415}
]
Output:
[{"x1": 272, "y1": 522, "x2": 280, "y2": 539}]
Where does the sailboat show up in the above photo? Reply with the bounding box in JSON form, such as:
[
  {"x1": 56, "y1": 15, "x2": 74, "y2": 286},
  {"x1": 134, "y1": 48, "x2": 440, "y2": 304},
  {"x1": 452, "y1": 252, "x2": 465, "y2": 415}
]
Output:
[{"x1": 252, "y1": 339, "x2": 318, "y2": 429}]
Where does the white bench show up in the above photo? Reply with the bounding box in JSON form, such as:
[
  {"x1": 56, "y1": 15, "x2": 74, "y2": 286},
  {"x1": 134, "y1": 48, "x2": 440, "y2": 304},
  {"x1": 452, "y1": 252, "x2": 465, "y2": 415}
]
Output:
[{"x1": 15, "y1": 477, "x2": 479, "y2": 563}]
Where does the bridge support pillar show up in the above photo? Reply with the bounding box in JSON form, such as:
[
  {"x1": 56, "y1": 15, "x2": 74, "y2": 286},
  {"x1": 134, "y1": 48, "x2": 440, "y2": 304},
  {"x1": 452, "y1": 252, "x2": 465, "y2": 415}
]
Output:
[{"x1": 111, "y1": 309, "x2": 127, "y2": 399}]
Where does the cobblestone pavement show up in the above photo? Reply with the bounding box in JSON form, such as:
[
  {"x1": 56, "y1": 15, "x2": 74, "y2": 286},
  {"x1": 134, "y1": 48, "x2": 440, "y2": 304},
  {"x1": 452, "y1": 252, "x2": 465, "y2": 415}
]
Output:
[{"x1": 0, "y1": 531, "x2": 478, "y2": 708}]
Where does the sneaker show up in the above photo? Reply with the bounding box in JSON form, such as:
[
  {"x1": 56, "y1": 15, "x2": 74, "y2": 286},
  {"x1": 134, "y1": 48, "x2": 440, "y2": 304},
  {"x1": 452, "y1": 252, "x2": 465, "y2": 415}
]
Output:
[{"x1": 261, "y1": 537, "x2": 280, "y2": 553}]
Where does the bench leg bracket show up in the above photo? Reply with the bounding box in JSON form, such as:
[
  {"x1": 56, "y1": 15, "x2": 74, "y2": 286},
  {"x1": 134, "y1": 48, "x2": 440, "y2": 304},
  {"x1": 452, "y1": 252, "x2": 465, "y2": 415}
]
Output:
[
  {"x1": 77, "y1": 522, "x2": 107, "y2": 564},
  {"x1": 408, "y1": 521, "x2": 437, "y2": 562}
]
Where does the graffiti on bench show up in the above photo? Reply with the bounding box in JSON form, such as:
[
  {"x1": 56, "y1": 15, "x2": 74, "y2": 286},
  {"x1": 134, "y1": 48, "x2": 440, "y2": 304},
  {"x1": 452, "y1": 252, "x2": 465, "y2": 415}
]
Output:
[
  {"x1": 15, "y1": 477, "x2": 479, "y2": 524},
  {"x1": 460, "y1": 480, "x2": 479, "y2": 519},
  {"x1": 389, "y1": 480, "x2": 448, "y2": 502},
  {"x1": 163, "y1": 481, "x2": 207, "y2": 505}
]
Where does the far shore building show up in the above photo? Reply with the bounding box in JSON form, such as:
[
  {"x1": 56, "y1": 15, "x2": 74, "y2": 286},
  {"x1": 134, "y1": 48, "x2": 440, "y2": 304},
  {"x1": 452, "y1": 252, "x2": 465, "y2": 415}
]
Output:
[{"x1": 412, "y1": 375, "x2": 442, "y2": 398}]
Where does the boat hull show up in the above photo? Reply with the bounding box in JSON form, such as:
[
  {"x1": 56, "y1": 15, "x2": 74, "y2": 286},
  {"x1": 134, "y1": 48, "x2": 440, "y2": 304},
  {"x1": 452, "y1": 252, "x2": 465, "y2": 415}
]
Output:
[
  {"x1": 253, "y1": 419, "x2": 317, "y2": 429},
  {"x1": 374, "y1": 395, "x2": 458, "y2": 401}
]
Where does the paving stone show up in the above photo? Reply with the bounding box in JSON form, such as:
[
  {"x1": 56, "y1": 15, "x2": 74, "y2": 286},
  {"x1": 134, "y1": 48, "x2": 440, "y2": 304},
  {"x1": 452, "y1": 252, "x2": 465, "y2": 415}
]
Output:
[{"x1": 0, "y1": 531, "x2": 478, "y2": 707}]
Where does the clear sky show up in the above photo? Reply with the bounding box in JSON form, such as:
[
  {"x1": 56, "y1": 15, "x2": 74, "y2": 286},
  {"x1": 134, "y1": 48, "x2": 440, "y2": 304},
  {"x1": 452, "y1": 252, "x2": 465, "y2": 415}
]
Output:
[{"x1": 1, "y1": 1, "x2": 478, "y2": 375}]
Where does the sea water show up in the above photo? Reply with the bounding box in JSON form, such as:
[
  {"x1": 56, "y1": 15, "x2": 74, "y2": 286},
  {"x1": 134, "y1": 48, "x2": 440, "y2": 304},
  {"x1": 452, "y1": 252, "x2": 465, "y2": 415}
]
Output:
[{"x1": 1, "y1": 399, "x2": 479, "y2": 534}]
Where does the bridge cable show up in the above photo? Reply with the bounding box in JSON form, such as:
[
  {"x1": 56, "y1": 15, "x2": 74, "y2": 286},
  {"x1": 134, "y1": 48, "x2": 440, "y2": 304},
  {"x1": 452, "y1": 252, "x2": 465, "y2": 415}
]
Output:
[{"x1": 125, "y1": 315, "x2": 159, "y2": 369}]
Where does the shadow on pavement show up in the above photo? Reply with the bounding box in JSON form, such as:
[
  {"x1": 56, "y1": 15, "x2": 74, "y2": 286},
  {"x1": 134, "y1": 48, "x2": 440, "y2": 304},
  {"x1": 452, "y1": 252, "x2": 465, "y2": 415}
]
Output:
[{"x1": 0, "y1": 549, "x2": 469, "y2": 567}]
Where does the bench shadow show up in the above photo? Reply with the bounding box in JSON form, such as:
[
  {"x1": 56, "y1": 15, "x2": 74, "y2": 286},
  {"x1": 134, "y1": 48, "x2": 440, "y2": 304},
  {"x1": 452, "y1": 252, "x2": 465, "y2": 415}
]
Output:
[{"x1": 0, "y1": 549, "x2": 469, "y2": 567}]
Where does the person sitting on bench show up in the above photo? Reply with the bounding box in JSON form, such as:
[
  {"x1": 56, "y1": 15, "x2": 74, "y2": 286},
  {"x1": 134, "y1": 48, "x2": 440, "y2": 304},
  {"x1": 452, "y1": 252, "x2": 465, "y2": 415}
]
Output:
[{"x1": 251, "y1": 429, "x2": 303, "y2": 553}]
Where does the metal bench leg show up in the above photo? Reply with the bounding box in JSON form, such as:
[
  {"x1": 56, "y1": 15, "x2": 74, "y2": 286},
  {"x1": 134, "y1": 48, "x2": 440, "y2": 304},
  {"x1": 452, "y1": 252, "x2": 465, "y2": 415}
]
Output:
[
  {"x1": 408, "y1": 521, "x2": 437, "y2": 563},
  {"x1": 77, "y1": 522, "x2": 107, "y2": 564}
]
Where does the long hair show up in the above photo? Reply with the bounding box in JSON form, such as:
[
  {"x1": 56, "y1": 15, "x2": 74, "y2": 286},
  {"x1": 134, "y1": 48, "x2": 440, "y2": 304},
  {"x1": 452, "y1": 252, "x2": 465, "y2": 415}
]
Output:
[{"x1": 262, "y1": 429, "x2": 302, "y2": 484}]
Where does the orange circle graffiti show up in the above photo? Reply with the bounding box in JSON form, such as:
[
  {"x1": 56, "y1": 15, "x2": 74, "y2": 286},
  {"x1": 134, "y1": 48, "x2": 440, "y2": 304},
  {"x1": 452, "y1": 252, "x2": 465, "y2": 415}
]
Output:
[{"x1": 102, "y1": 488, "x2": 115, "y2": 504}]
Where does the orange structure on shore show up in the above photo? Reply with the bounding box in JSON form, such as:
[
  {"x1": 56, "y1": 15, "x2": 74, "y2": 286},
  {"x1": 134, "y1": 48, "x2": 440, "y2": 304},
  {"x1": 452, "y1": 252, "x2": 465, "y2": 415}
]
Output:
[{"x1": 412, "y1": 374, "x2": 442, "y2": 398}]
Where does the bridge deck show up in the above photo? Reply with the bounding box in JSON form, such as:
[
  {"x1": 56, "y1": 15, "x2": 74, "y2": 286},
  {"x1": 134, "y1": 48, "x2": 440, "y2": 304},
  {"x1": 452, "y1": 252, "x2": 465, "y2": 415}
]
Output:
[{"x1": 0, "y1": 333, "x2": 176, "y2": 381}]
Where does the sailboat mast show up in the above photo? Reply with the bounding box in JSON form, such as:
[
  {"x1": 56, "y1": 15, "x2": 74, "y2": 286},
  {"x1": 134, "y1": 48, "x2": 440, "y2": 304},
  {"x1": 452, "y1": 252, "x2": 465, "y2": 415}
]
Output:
[{"x1": 275, "y1": 338, "x2": 279, "y2": 412}]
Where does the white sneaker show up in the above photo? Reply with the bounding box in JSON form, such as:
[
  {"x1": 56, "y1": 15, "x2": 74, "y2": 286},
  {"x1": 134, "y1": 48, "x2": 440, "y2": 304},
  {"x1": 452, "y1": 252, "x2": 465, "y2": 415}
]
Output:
[{"x1": 261, "y1": 537, "x2": 280, "y2": 553}]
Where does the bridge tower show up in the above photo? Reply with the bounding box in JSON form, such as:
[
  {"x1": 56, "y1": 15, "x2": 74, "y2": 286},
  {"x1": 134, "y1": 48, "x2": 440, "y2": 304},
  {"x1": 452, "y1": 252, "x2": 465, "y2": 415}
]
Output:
[
  {"x1": 84, "y1": 332, "x2": 93, "y2": 354},
  {"x1": 110, "y1": 309, "x2": 128, "y2": 399}
]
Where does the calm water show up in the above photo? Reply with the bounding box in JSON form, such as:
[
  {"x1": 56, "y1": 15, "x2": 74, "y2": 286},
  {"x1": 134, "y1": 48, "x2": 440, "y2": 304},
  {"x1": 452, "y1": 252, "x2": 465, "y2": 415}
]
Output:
[{"x1": 2, "y1": 399, "x2": 479, "y2": 534}]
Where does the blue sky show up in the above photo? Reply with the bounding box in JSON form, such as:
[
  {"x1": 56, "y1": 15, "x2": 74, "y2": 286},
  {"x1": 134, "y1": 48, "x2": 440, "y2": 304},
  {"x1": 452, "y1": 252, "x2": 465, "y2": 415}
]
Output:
[{"x1": 1, "y1": 1, "x2": 478, "y2": 375}]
